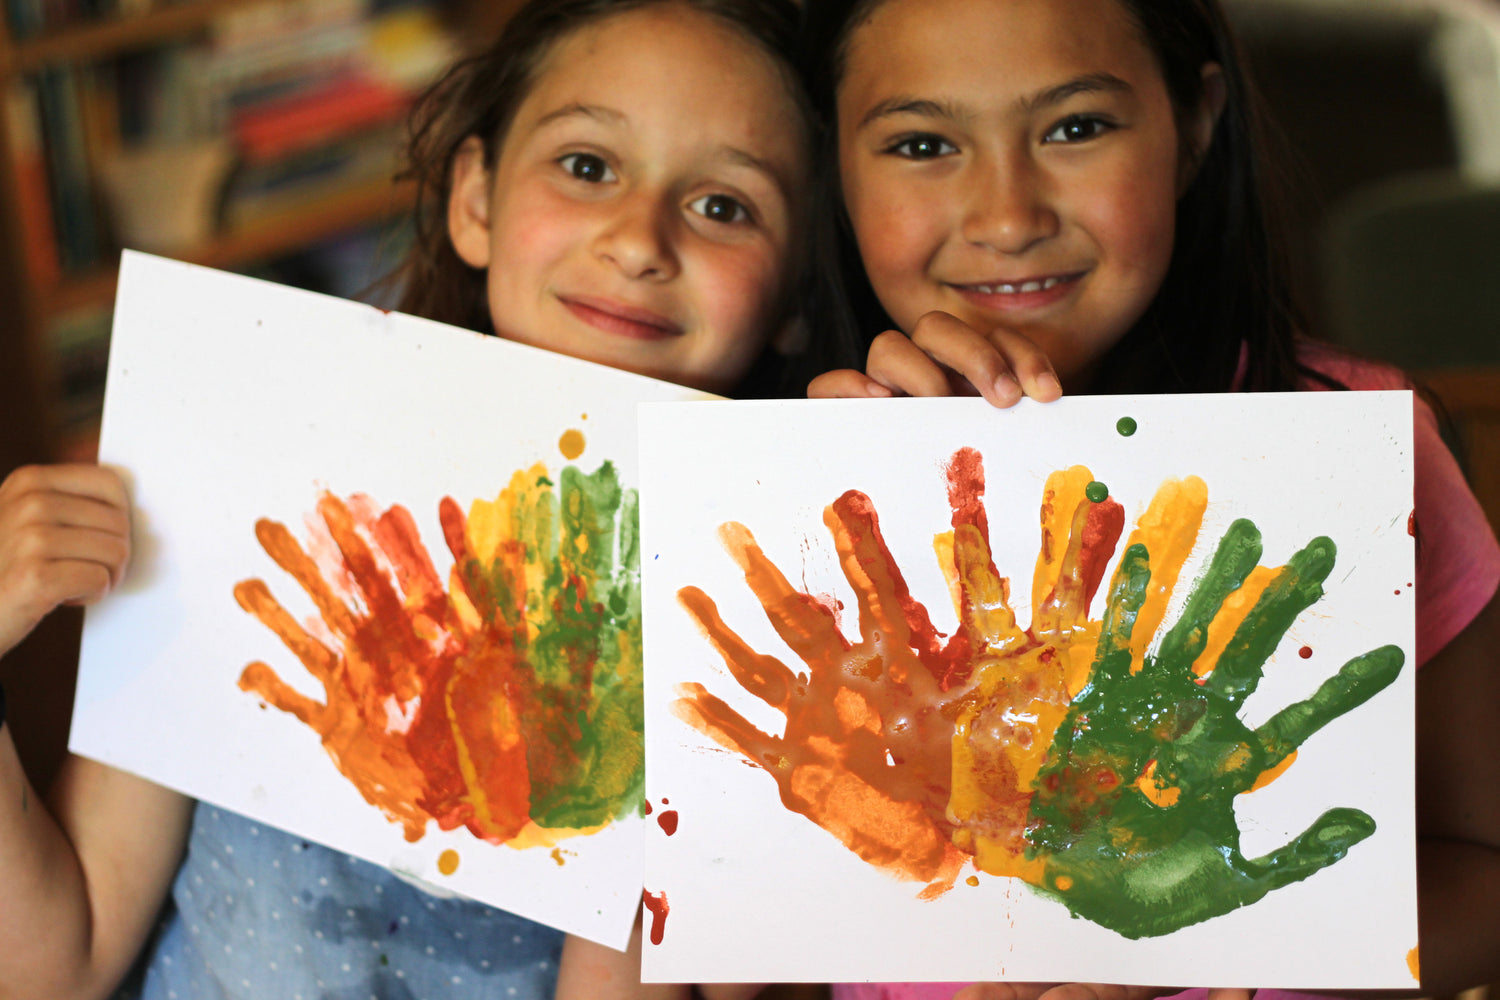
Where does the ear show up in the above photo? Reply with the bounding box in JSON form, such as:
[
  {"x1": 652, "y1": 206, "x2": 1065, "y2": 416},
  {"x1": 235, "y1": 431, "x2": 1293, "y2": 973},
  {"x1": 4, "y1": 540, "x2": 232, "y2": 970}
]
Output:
[
  {"x1": 448, "y1": 135, "x2": 493, "y2": 268},
  {"x1": 1179, "y1": 62, "x2": 1227, "y2": 195}
]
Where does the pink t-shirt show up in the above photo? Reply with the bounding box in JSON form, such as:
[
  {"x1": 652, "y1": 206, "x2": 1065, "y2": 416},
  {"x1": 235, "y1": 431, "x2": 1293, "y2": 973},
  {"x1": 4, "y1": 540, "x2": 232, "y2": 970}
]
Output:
[{"x1": 833, "y1": 344, "x2": 1500, "y2": 1000}]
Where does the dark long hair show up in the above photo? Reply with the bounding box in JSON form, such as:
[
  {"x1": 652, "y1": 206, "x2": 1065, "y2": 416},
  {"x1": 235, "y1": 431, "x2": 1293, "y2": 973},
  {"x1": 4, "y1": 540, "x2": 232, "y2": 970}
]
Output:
[
  {"x1": 801, "y1": 0, "x2": 1322, "y2": 394},
  {"x1": 390, "y1": 0, "x2": 832, "y2": 395}
]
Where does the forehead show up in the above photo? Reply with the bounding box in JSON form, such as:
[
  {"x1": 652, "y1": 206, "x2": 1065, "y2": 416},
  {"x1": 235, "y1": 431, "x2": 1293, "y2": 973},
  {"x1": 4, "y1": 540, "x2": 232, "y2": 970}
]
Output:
[
  {"x1": 519, "y1": 5, "x2": 803, "y2": 142},
  {"x1": 842, "y1": 0, "x2": 1161, "y2": 105}
]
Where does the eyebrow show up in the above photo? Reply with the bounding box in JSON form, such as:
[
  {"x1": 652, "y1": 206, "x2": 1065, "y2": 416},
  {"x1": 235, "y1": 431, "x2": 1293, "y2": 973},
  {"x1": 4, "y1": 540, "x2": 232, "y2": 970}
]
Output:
[
  {"x1": 856, "y1": 72, "x2": 1133, "y2": 131},
  {"x1": 532, "y1": 102, "x2": 626, "y2": 129}
]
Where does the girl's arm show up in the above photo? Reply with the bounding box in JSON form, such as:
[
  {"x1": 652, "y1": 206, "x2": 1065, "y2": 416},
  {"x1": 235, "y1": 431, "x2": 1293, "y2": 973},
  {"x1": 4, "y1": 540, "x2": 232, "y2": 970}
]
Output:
[
  {"x1": 556, "y1": 922, "x2": 691, "y2": 1000},
  {"x1": 1411, "y1": 586, "x2": 1500, "y2": 994},
  {"x1": 0, "y1": 464, "x2": 194, "y2": 1000},
  {"x1": 808, "y1": 312, "x2": 1061, "y2": 406},
  {"x1": 556, "y1": 920, "x2": 765, "y2": 1000}
]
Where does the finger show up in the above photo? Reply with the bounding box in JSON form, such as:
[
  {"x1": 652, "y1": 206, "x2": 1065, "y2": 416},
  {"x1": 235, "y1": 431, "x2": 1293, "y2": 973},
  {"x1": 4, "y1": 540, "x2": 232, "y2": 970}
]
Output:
[
  {"x1": 904, "y1": 313, "x2": 1022, "y2": 406},
  {"x1": 678, "y1": 585, "x2": 798, "y2": 711},
  {"x1": 0, "y1": 488, "x2": 130, "y2": 541},
  {"x1": 1153, "y1": 518, "x2": 1263, "y2": 676},
  {"x1": 1037, "y1": 985, "x2": 1168, "y2": 1000},
  {"x1": 238, "y1": 661, "x2": 330, "y2": 730},
  {"x1": 713, "y1": 521, "x2": 850, "y2": 674},
  {"x1": 1255, "y1": 643, "x2": 1404, "y2": 765},
  {"x1": 953, "y1": 984, "x2": 1060, "y2": 1000},
  {"x1": 1239, "y1": 805, "x2": 1376, "y2": 894},
  {"x1": 985, "y1": 327, "x2": 1063, "y2": 402},
  {"x1": 0, "y1": 463, "x2": 129, "y2": 511},
  {"x1": 807, "y1": 368, "x2": 895, "y2": 399},
  {"x1": 232, "y1": 578, "x2": 340, "y2": 686},
  {"x1": 254, "y1": 517, "x2": 359, "y2": 639},
  {"x1": 1206, "y1": 989, "x2": 1253, "y2": 1000},
  {"x1": 671, "y1": 681, "x2": 781, "y2": 763},
  {"x1": 1206, "y1": 535, "x2": 1336, "y2": 707}
]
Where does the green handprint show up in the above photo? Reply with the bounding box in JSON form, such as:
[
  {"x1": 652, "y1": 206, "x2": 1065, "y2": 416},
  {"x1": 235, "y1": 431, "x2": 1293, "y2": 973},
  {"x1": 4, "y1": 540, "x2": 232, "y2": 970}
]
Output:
[{"x1": 1025, "y1": 520, "x2": 1405, "y2": 938}]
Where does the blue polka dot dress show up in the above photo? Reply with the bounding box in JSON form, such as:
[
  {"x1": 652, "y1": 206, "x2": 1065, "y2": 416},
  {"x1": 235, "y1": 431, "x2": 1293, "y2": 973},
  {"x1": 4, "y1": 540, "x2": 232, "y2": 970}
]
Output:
[{"x1": 118, "y1": 803, "x2": 563, "y2": 1000}]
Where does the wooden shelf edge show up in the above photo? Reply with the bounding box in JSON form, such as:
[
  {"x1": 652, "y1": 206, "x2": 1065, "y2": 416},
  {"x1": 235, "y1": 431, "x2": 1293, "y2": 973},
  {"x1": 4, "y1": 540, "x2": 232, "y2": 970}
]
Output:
[
  {"x1": 38, "y1": 177, "x2": 415, "y2": 317},
  {"x1": 2, "y1": 0, "x2": 249, "y2": 74}
]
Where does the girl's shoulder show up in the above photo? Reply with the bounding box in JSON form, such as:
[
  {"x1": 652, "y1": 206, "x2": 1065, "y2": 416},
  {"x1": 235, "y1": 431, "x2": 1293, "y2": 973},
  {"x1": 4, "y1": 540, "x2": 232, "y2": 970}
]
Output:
[{"x1": 1292, "y1": 337, "x2": 1413, "y2": 393}]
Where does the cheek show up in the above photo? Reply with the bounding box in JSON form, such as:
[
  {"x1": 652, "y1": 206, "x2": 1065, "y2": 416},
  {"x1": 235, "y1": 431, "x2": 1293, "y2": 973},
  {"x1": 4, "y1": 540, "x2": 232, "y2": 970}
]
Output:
[
  {"x1": 1092, "y1": 163, "x2": 1180, "y2": 293},
  {"x1": 489, "y1": 192, "x2": 580, "y2": 284},
  {"x1": 696, "y1": 248, "x2": 786, "y2": 340},
  {"x1": 846, "y1": 181, "x2": 944, "y2": 320}
]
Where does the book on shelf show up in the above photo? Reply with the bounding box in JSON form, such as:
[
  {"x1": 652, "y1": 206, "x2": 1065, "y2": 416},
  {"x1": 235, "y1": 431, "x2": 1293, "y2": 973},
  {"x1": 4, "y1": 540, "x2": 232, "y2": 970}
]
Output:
[
  {"x1": 5, "y1": 80, "x2": 62, "y2": 287},
  {"x1": 35, "y1": 65, "x2": 106, "y2": 273}
]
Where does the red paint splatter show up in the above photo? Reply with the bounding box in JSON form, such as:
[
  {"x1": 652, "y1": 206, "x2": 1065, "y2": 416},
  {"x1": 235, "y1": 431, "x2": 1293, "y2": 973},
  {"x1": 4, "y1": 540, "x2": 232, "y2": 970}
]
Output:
[
  {"x1": 643, "y1": 800, "x2": 652, "y2": 815},
  {"x1": 657, "y1": 810, "x2": 679, "y2": 836},
  {"x1": 1408, "y1": 511, "x2": 1416, "y2": 537},
  {"x1": 643, "y1": 889, "x2": 669, "y2": 945},
  {"x1": 1299, "y1": 646, "x2": 1313, "y2": 659}
]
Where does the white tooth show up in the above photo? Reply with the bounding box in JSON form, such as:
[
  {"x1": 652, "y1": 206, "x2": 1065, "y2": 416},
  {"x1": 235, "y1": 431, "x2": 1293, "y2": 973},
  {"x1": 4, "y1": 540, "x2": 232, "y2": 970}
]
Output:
[
  {"x1": 999, "y1": 283, "x2": 1017, "y2": 294},
  {"x1": 1019, "y1": 280, "x2": 1043, "y2": 293},
  {"x1": 1043, "y1": 277, "x2": 1060, "y2": 289}
]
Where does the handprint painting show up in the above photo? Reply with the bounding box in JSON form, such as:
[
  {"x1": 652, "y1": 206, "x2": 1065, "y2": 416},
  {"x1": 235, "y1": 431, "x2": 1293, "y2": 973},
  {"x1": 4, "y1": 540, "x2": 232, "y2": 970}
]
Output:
[
  {"x1": 71, "y1": 253, "x2": 716, "y2": 948},
  {"x1": 233, "y1": 458, "x2": 644, "y2": 850},
  {"x1": 638, "y1": 393, "x2": 1418, "y2": 987}
]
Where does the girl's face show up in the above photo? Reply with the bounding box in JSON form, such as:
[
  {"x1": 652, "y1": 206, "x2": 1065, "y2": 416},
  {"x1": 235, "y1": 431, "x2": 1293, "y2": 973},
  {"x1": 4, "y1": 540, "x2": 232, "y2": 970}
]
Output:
[
  {"x1": 448, "y1": 3, "x2": 808, "y2": 394},
  {"x1": 838, "y1": 0, "x2": 1218, "y2": 390}
]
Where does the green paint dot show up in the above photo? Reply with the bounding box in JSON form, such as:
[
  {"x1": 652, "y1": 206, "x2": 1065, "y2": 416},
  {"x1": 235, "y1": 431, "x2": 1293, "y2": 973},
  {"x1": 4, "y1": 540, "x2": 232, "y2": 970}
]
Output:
[
  {"x1": 1117, "y1": 416, "x2": 1137, "y2": 437},
  {"x1": 1086, "y1": 481, "x2": 1110, "y2": 503}
]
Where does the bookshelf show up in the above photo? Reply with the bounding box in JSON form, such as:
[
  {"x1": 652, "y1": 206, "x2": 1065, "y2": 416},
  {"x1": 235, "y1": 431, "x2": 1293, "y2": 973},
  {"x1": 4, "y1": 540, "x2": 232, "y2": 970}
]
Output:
[{"x1": 0, "y1": 0, "x2": 473, "y2": 467}]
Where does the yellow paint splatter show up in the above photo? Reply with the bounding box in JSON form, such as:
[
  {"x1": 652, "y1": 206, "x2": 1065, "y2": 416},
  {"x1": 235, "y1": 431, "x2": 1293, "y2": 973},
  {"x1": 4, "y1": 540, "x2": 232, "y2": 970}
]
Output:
[
  {"x1": 437, "y1": 848, "x2": 460, "y2": 876},
  {"x1": 1407, "y1": 945, "x2": 1420, "y2": 982},
  {"x1": 966, "y1": 875, "x2": 980, "y2": 887},
  {"x1": 559, "y1": 428, "x2": 586, "y2": 460},
  {"x1": 1245, "y1": 750, "x2": 1298, "y2": 794},
  {"x1": 551, "y1": 847, "x2": 572, "y2": 866}
]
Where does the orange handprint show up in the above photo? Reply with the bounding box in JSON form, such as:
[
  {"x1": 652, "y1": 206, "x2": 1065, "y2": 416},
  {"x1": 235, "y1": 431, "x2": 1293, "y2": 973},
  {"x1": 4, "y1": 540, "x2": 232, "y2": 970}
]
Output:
[
  {"x1": 235, "y1": 461, "x2": 644, "y2": 847},
  {"x1": 674, "y1": 448, "x2": 1123, "y2": 889}
]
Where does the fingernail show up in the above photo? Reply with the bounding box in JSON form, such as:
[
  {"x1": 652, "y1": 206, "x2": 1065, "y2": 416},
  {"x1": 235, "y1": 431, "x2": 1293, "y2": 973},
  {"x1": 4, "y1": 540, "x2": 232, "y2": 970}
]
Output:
[
  {"x1": 866, "y1": 382, "x2": 894, "y2": 398},
  {"x1": 992, "y1": 372, "x2": 1023, "y2": 406},
  {"x1": 1035, "y1": 372, "x2": 1062, "y2": 399}
]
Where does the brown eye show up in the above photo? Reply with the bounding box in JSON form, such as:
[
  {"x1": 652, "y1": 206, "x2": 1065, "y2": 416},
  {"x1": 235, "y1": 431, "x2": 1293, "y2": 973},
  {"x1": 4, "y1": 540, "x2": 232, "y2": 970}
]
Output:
[
  {"x1": 1044, "y1": 115, "x2": 1112, "y2": 144},
  {"x1": 690, "y1": 194, "x2": 749, "y2": 224},
  {"x1": 559, "y1": 153, "x2": 615, "y2": 182},
  {"x1": 888, "y1": 134, "x2": 956, "y2": 160}
]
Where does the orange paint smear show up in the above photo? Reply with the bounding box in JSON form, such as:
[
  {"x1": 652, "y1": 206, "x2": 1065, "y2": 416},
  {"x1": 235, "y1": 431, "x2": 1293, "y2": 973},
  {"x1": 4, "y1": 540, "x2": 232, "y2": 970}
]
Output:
[
  {"x1": 1122, "y1": 477, "x2": 1207, "y2": 671},
  {"x1": 437, "y1": 848, "x2": 460, "y2": 875},
  {"x1": 643, "y1": 890, "x2": 670, "y2": 945},
  {"x1": 1407, "y1": 945, "x2": 1420, "y2": 981}
]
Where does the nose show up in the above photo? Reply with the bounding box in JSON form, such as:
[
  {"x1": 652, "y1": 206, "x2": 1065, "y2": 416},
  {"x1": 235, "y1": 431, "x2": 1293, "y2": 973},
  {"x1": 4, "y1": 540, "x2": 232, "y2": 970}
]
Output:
[
  {"x1": 960, "y1": 151, "x2": 1059, "y2": 255},
  {"x1": 593, "y1": 189, "x2": 680, "y2": 281}
]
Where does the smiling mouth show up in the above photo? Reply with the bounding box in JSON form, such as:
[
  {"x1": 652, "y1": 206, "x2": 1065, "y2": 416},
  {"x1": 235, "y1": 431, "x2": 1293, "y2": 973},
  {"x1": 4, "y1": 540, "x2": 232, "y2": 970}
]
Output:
[
  {"x1": 958, "y1": 272, "x2": 1084, "y2": 296},
  {"x1": 560, "y1": 295, "x2": 683, "y2": 341}
]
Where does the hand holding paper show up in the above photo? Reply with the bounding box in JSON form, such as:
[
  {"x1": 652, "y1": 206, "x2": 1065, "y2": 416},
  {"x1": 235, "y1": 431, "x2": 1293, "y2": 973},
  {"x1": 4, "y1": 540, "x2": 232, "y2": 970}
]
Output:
[{"x1": 0, "y1": 464, "x2": 130, "y2": 657}]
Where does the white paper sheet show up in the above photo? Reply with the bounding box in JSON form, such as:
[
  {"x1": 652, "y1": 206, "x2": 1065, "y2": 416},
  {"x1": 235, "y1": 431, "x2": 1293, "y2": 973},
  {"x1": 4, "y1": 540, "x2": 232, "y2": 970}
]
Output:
[
  {"x1": 638, "y1": 393, "x2": 1417, "y2": 986},
  {"x1": 72, "y1": 251, "x2": 714, "y2": 949}
]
